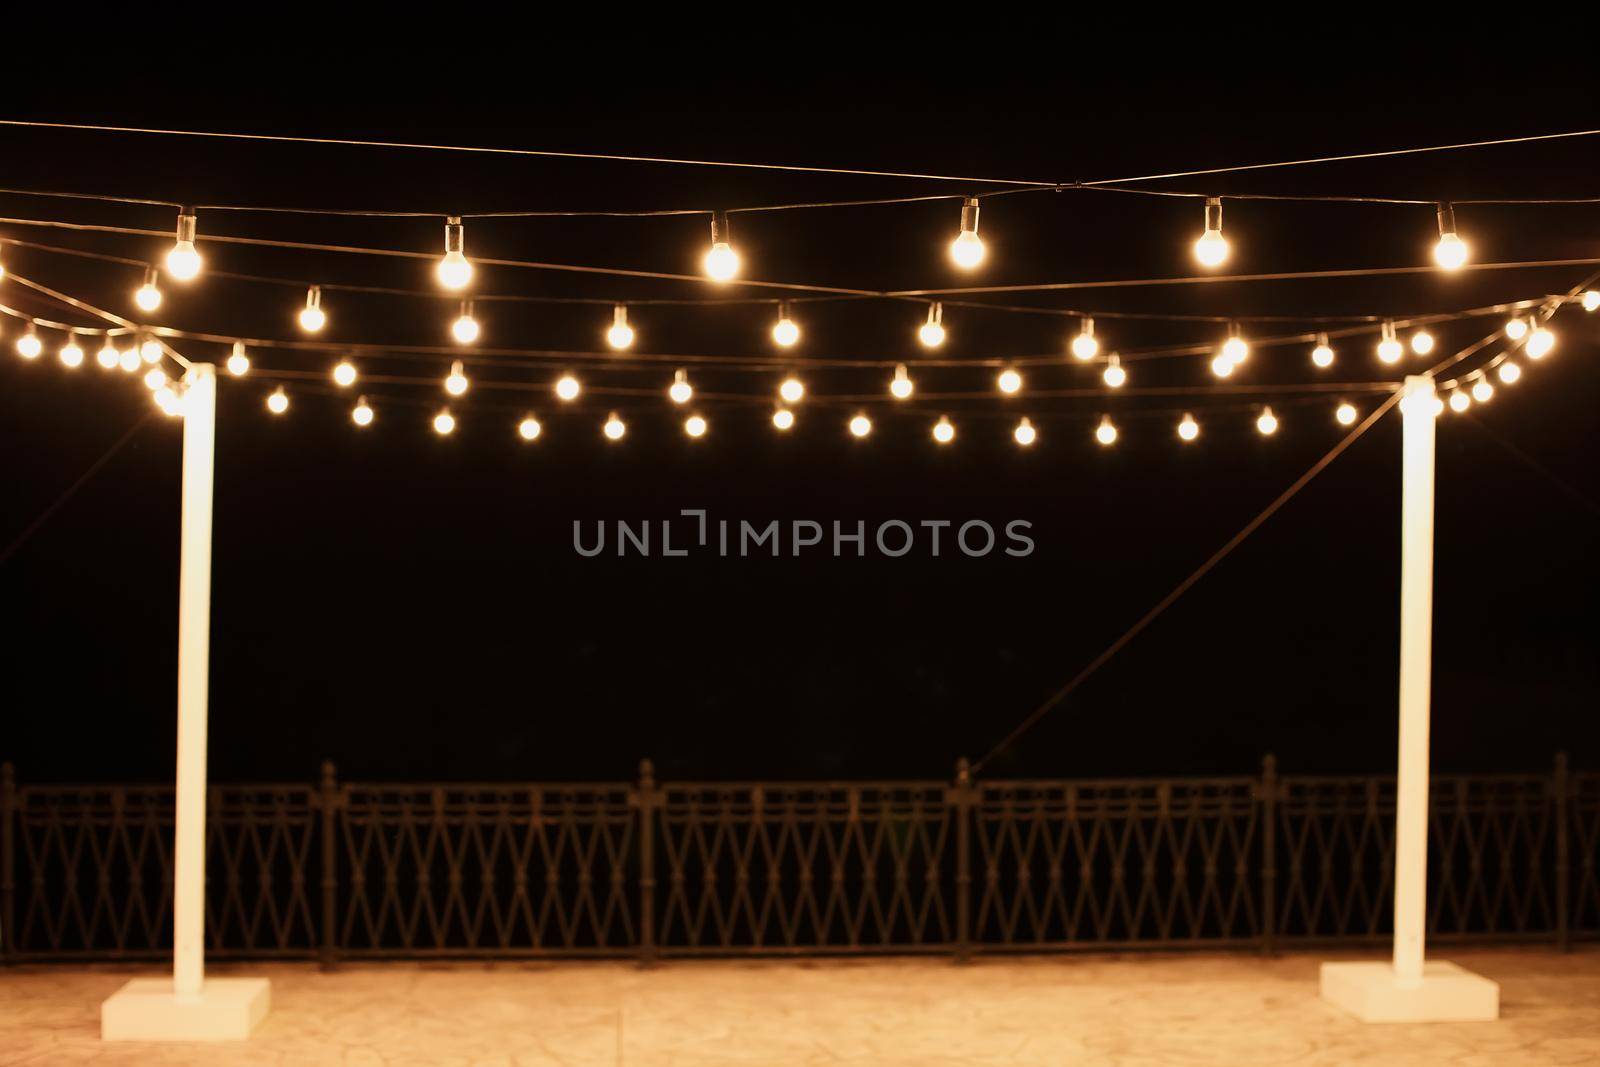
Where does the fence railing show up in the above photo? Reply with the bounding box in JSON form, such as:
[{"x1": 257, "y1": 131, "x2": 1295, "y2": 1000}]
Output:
[{"x1": 2, "y1": 754, "x2": 1594, "y2": 965}]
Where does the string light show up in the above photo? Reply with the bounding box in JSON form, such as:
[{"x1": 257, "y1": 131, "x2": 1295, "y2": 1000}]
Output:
[
  {"x1": 58, "y1": 335, "x2": 83, "y2": 368},
  {"x1": 1013, "y1": 416, "x2": 1037, "y2": 447},
  {"x1": 518, "y1": 415, "x2": 542, "y2": 441},
  {"x1": 1221, "y1": 322, "x2": 1249, "y2": 368},
  {"x1": 226, "y1": 341, "x2": 250, "y2": 376},
  {"x1": 918, "y1": 303, "x2": 946, "y2": 348},
  {"x1": 849, "y1": 412, "x2": 872, "y2": 438},
  {"x1": 451, "y1": 301, "x2": 480, "y2": 344},
  {"x1": 352, "y1": 396, "x2": 374, "y2": 426},
  {"x1": 1070, "y1": 317, "x2": 1099, "y2": 361},
  {"x1": 16, "y1": 326, "x2": 41, "y2": 359},
  {"x1": 890, "y1": 363, "x2": 914, "y2": 400},
  {"x1": 555, "y1": 373, "x2": 581, "y2": 401},
  {"x1": 1583, "y1": 290, "x2": 1600, "y2": 312},
  {"x1": 1498, "y1": 361, "x2": 1522, "y2": 384},
  {"x1": 1311, "y1": 333, "x2": 1334, "y2": 368},
  {"x1": 96, "y1": 337, "x2": 120, "y2": 369},
  {"x1": 1335, "y1": 401, "x2": 1358, "y2": 425},
  {"x1": 1410, "y1": 329, "x2": 1435, "y2": 355},
  {"x1": 298, "y1": 286, "x2": 326, "y2": 332},
  {"x1": 436, "y1": 216, "x2": 472, "y2": 290},
  {"x1": 1447, "y1": 388, "x2": 1471, "y2": 413},
  {"x1": 669, "y1": 368, "x2": 693, "y2": 404},
  {"x1": 1193, "y1": 197, "x2": 1230, "y2": 267},
  {"x1": 606, "y1": 304, "x2": 634, "y2": 350},
  {"x1": 443, "y1": 359, "x2": 471, "y2": 396},
  {"x1": 932, "y1": 415, "x2": 955, "y2": 444},
  {"x1": 164, "y1": 210, "x2": 202, "y2": 281},
  {"x1": 433, "y1": 408, "x2": 456, "y2": 435},
  {"x1": 1432, "y1": 202, "x2": 1468, "y2": 271},
  {"x1": 778, "y1": 375, "x2": 805, "y2": 404},
  {"x1": 1256, "y1": 405, "x2": 1279, "y2": 435},
  {"x1": 603, "y1": 411, "x2": 627, "y2": 440},
  {"x1": 1504, "y1": 317, "x2": 1529, "y2": 341},
  {"x1": 1095, "y1": 415, "x2": 1118, "y2": 446},
  {"x1": 949, "y1": 197, "x2": 985, "y2": 269},
  {"x1": 332, "y1": 359, "x2": 358, "y2": 388},
  {"x1": 684, "y1": 413, "x2": 708, "y2": 438},
  {"x1": 703, "y1": 211, "x2": 740, "y2": 282},
  {"x1": 134, "y1": 268, "x2": 163, "y2": 312},
  {"x1": 117, "y1": 346, "x2": 141, "y2": 373},
  {"x1": 154, "y1": 385, "x2": 183, "y2": 417},
  {"x1": 772, "y1": 407, "x2": 795, "y2": 431},
  {"x1": 141, "y1": 338, "x2": 163, "y2": 364},
  {"x1": 1210, "y1": 353, "x2": 1235, "y2": 378},
  {"x1": 267, "y1": 387, "x2": 290, "y2": 414},
  {"x1": 143, "y1": 367, "x2": 168, "y2": 391},
  {"x1": 1525, "y1": 324, "x2": 1555, "y2": 359},
  {"x1": 1471, "y1": 377, "x2": 1494, "y2": 403},
  {"x1": 1177, "y1": 412, "x2": 1199, "y2": 441},
  {"x1": 771, "y1": 302, "x2": 801, "y2": 347},
  {"x1": 1377, "y1": 321, "x2": 1403, "y2": 364},
  {"x1": 996, "y1": 367, "x2": 1022, "y2": 395},
  {"x1": 1101, "y1": 354, "x2": 1126, "y2": 388}
]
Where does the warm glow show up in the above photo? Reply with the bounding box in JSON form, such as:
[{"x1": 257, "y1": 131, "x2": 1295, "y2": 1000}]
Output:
[
  {"x1": 848, "y1": 413, "x2": 872, "y2": 438},
  {"x1": 996, "y1": 368, "x2": 1023, "y2": 395},
  {"x1": 143, "y1": 367, "x2": 167, "y2": 390},
  {"x1": 16, "y1": 331, "x2": 41, "y2": 359},
  {"x1": 1504, "y1": 317, "x2": 1528, "y2": 341},
  {"x1": 684, "y1": 413, "x2": 708, "y2": 438},
  {"x1": 772, "y1": 314, "x2": 800, "y2": 347},
  {"x1": 135, "y1": 277, "x2": 162, "y2": 312},
  {"x1": 166, "y1": 213, "x2": 202, "y2": 280},
  {"x1": 1193, "y1": 228, "x2": 1229, "y2": 267},
  {"x1": 1377, "y1": 338, "x2": 1403, "y2": 364},
  {"x1": 555, "y1": 374, "x2": 581, "y2": 401},
  {"x1": 1095, "y1": 416, "x2": 1118, "y2": 446},
  {"x1": 140, "y1": 340, "x2": 162, "y2": 364},
  {"x1": 603, "y1": 412, "x2": 627, "y2": 440},
  {"x1": 1336, "y1": 401, "x2": 1358, "y2": 426},
  {"x1": 1210, "y1": 353, "x2": 1235, "y2": 378},
  {"x1": 332, "y1": 360, "x2": 358, "y2": 388},
  {"x1": 267, "y1": 387, "x2": 290, "y2": 414},
  {"x1": 1525, "y1": 327, "x2": 1555, "y2": 359},
  {"x1": 436, "y1": 217, "x2": 472, "y2": 289},
  {"x1": 445, "y1": 360, "x2": 470, "y2": 396},
  {"x1": 669, "y1": 369, "x2": 693, "y2": 404},
  {"x1": 1448, "y1": 389, "x2": 1471, "y2": 413},
  {"x1": 1583, "y1": 290, "x2": 1600, "y2": 312},
  {"x1": 607, "y1": 305, "x2": 635, "y2": 350},
  {"x1": 1471, "y1": 378, "x2": 1494, "y2": 403},
  {"x1": 299, "y1": 287, "x2": 326, "y2": 332},
  {"x1": 59, "y1": 337, "x2": 84, "y2": 368},
  {"x1": 118, "y1": 347, "x2": 142, "y2": 373},
  {"x1": 932, "y1": 415, "x2": 954, "y2": 444},
  {"x1": 1432, "y1": 232, "x2": 1468, "y2": 271},
  {"x1": 1177, "y1": 413, "x2": 1199, "y2": 441},
  {"x1": 226, "y1": 343, "x2": 250, "y2": 376},
  {"x1": 1497, "y1": 361, "x2": 1522, "y2": 384},
  {"x1": 949, "y1": 230, "x2": 985, "y2": 269},
  {"x1": 779, "y1": 376, "x2": 805, "y2": 404},
  {"x1": 96, "y1": 339, "x2": 120, "y2": 369},
  {"x1": 433, "y1": 409, "x2": 456, "y2": 435},
  {"x1": 451, "y1": 305, "x2": 481, "y2": 344},
  {"x1": 352, "y1": 397, "x2": 374, "y2": 426},
  {"x1": 1410, "y1": 330, "x2": 1435, "y2": 355},
  {"x1": 1256, "y1": 406, "x2": 1279, "y2": 435},
  {"x1": 889, "y1": 363, "x2": 914, "y2": 400},
  {"x1": 1101, "y1": 356, "x2": 1126, "y2": 388},
  {"x1": 772, "y1": 408, "x2": 795, "y2": 431},
  {"x1": 919, "y1": 303, "x2": 946, "y2": 348},
  {"x1": 153, "y1": 385, "x2": 183, "y2": 417},
  {"x1": 1311, "y1": 335, "x2": 1335, "y2": 368},
  {"x1": 518, "y1": 416, "x2": 542, "y2": 441},
  {"x1": 1221, "y1": 336, "x2": 1249, "y2": 366},
  {"x1": 1013, "y1": 417, "x2": 1036, "y2": 447},
  {"x1": 1070, "y1": 319, "x2": 1099, "y2": 361}
]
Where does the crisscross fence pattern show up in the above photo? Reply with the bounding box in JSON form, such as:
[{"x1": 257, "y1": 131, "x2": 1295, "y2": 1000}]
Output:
[{"x1": 1, "y1": 755, "x2": 1593, "y2": 964}]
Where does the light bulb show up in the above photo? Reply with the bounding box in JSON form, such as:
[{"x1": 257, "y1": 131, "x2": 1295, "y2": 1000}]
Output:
[
  {"x1": 226, "y1": 342, "x2": 250, "y2": 376},
  {"x1": 141, "y1": 339, "x2": 163, "y2": 364},
  {"x1": 1504, "y1": 317, "x2": 1528, "y2": 341},
  {"x1": 298, "y1": 286, "x2": 326, "y2": 332},
  {"x1": 436, "y1": 216, "x2": 472, "y2": 289},
  {"x1": 332, "y1": 360, "x2": 358, "y2": 388},
  {"x1": 518, "y1": 415, "x2": 542, "y2": 441},
  {"x1": 96, "y1": 338, "x2": 120, "y2": 369},
  {"x1": 451, "y1": 301, "x2": 480, "y2": 344},
  {"x1": 555, "y1": 374, "x2": 581, "y2": 401},
  {"x1": 1410, "y1": 330, "x2": 1435, "y2": 355},
  {"x1": 932, "y1": 415, "x2": 955, "y2": 444},
  {"x1": 1311, "y1": 333, "x2": 1334, "y2": 368},
  {"x1": 1497, "y1": 361, "x2": 1521, "y2": 384},
  {"x1": 1095, "y1": 416, "x2": 1118, "y2": 446},
  {"x1": 16, "y1": 330, "x2": 41, "y2": 359},
  {"x1": 267, "y1": 387, "x2": 289, "y2": 414},
  {"x1": 890, "y1": 363, "x2": 914, "y2": 400},
  {"x1": 118, "y1": 347, "x2": 141, "y2": 372},
  {"x1": 669, "y1": 369, "x2": 693, "y2": 404},
  {"x1": 684, "y1": 413, "x2": 708, "y2": 438},
  {"x1": 772, "y1": 304, "x2": 801, "y2": 347},
  {"x1": 949, "y1": 197, "x2": 985, "y2": 269},
  {"x1": 1432, "y1": 204, "x2": 1468, "y2": 270},
  {"x1": 1177, "y1": 412, "x2": 1199, "y2": 441},
  {"x1": 1471, "y1": 378, "x2": 1494, "y2": 403},
  {"x1": 1256, "y1": 406, "x2": 1279, "y2": 435},
  {"x1": 352, "y1": 397, "x2": 374, "y2": 426},
  {"x1": 444, "y1": 360, "x2": 470, "y2": 396},
  {"x1": 1013, "y1": 417, "x2": 1036, "y2": 447},
  {"x1": 153, "y1": 385, "x2": 182, "y2": 416},
  {"x1": 848, "y1": 413, "x2": 872, "y2": 438},
  {"x1": 1448, "y1": 389, "x2": 1471, "y2": 413},
  {"x1": 1101, "y1": 355, "x2": 1126, "y2": 388},
  {"x1": 433, "y1": 409, "x2": 456, "y2": 435},
  {"x1": 918, "y1": 303, "x2": 946, "y2": 348},
  {"x1": 134, "y1": 269, "x2": 162, "y2": 312},
  {"x1": 1210, "y1": 353, "x2": 1235, "y2": 378},
  {"x1": 603, "y1": 412, "x2": 626, "y2": 440},
  {"x1": 772, "y1": 407, "x2": 795, "y2": 431},
  {"x1": 606, "y1": 305, "x2": 635, "y2": 350},
  {"x1": 1583, "y1": 290, "x2": 1600, "y2": 312},
  {"x1": 1070, "y1": 318, "x2": 1099, "y2": 361},
  {"x1": 1193, "y1": 197, "x2": 1229, "y2": 267},
  {"x1": 703, "y1": 211, "x2": 739, "y2": 282},
  {"x1": 997, "y1": 368, "x2": 1022, "y2": 395},
  {"x1": 1377, "y1": 323, "x2": 1402, "y2": 364},
  {"x1": 1525, "y1": 326, "x2": 1555, "y2": 359},
  {"x1": 1335, "y1": 401, "x2": 1358, "y2": 426},
  {"x1": 779, "y1": 376, "x2": 805, "y2": 404},
  {"x1": 143, "y1": 367, "x2": 168, "y2": 390},
  {"x1": 59, "y1": 337, "x2": 84, "y2": 368},
  {"x1": 165, "y1": 212, "x2": 202, "y2": 280},
  {"x1": 1221, "y1": 335, "x2": 1249, "y2": 366}
]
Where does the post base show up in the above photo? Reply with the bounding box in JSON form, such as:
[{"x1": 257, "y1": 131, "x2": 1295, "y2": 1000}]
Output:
[
  {"x1": 1319, "y1": 960, "x2": 1498, "y2": 1023},
  {"x1": 101, "y1": 977, "x2": 271, "y2": 1041}
]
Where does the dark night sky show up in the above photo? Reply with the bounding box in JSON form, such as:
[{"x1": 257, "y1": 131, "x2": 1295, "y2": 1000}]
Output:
[{"x1": 3, "y1": 44, "x2": 1598, "y2": 785}]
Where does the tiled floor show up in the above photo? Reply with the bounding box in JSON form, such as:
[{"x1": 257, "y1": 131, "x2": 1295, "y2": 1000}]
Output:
[{"x1": 3, "y1": 949, "x2": 1598, "y2": 1065}]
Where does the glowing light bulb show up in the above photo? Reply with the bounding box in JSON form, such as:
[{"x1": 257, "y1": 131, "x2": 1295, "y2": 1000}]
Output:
[
  {"x1": 1221, "y1": 334, "x2": 1249, "y2": 367},
  {"x1": 143, "y1": 367, "x2": 167, "y2": 390},
  {"x1": 433, "y1": 409, "x2": 456, "y2": 435},
  {"x1": 1335, "y1": 401, "x2": 1358, "y2": 426},
  {"x1": 949, "y1": 197, "x2": 986, "y2": 269},
  {"x1": 96, "y1": 338, "x2": 120, "y2": 369},
  {"x1": 932, "y1": 415, "x2": 955, "y2": 444},
  {"x1": 606, "y1": 305, "x2": 635, "y2": 350},
  {"x1": 436, "y1": 216, "x2": 472, "y2": 290},
  {"x1": 997, "y1": 368, "x2": 1023, "y2": 395},
  {"x1": 1377, "y1": 322, "x2": 1403, "y2": 364},
  {"x1": 1070, "y1": 318, "x2": 1099, "y2": 361},
  {"x1": 16, "y1": 329, "x2": 41, "y2": 359},
  {"x1": 1192, "y1": 197, "x2": 1230, "y2": 267},
  {"x1": 59, "y1": 336, "x2": 84, "y2": 368},
  {"x1": 603, "y1": 412, "x2": 626, "y2": 440},
  {"x1": 1311, "y1": 333, "x2": 1335, "y2": 368},
  {"x1": 1177, "y1": 412, "x2": 1199, "y2": 441},
  {"x1": 1525, "y1": 326, "x2": 1555, "y2": 359},
  {"x1": 772, "y1": 303, "x2": 801, "y2": 347},
  {"x1": 332, "y1": 360, "x2": 358, "y2": 388},
  {"x1": 118, "y1": 347, "x2": 142, "y2": 373},
  {"x1": 1504, "y1": 317, "x2": 1528, "y2": 341},
  {"x1": 1447, "y1": 389, "x2": 1471, "y2": 413},
  {"x1": 164, "y1": 211, "x2": 202, "y2": 280},
  {"x1": 154, "y1": 385, "x2": 183, "y2": 416},
  {"x1": 1256, "y1": 406, "x2": 1279, "y2": 436},
  {"x1": 703, "y1": 211, "x2": 739, "y2": 282},
  {"x1": 919, "y1": 303, "x2": 946, "y2": 348},
  {"x1": 298, "y1": 286, "x2": 326, "y2": 332},
  {"x1": 1432, "y1": 203, "x2": 1468, "y2": 270},
  {"x1": 1101, "y1": 355, "x2": 1126, "y2": 388},
  {"x1": 1013, "y1": 416, "x2": 1036, "y2": 447},
  {"x1": 1095, "y1": 415, "x2": 1118, "y2": 446},
  {"x1": 451, "y1": 301, "x2": 480, "y2": 344},
  {"x1": 142, "y1": 339, "x2": 163, "y2": 364},
  {"x1": 352, "y1": 397, "x2": 374, "y2": 426},
  {"x1": 684, "y1": 413, "x2": 708, "y2": 438},
  {"x1": 1497, "y1": 361, "x2": 1521, "y2": 384},
  {"x1": 779, "y1": 376, "x2": 805, "y2": 404},
  {"x1": 1410, "y1": 329, "x2": 1435, "y2": 355},
  {"x1": 849, "y1": 413, "x2": 872, "y2": 438},
  {"x1": 555, "y1": 374, "x2": 581, "y2": 401},
  {"x1": 1583, "y1": 290, "x2": 1600, "y2": 312},
  {"x1": 134, "y1": 269, "x2": 162, "y2": 312},
  {"x1": 889, "y1": 363, "x2": 914, "y2": 400},
  {"x1": 518, "y1": 415, "x2": 542, "y2": 441},
  {"x1": 1471, "y1": 378, "x2": 1494, "y2": 403},
  {"x1": 267, "y1": 387, "x2": 289, "y2": 414},
  {"x1": 445, "y1": 359, "x2": 470, "y2": 396},
  {"x1": 226, "y1": 342, "x2": 250, "y2": 376},
  {"x1": 1210, "y1": 353, "x2": 1235, "y2": 378},
  {"x1": 772, "y1": 407, "x2": 795, "y2": 431},
  {"x1": 669, "y1": 369, "x2": 693, "y2": 404}
]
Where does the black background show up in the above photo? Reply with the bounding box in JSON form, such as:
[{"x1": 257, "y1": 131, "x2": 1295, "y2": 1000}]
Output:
[{"x1": 3, "y1": 37, "x2": 1597, "y2": 785}]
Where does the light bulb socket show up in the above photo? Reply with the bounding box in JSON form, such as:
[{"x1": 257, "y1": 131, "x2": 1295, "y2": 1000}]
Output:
[
  {"x1": 1204, "y1": 197, "x2": 1223, "y2": 232},
  {"x1": 674, "y1": 368, "x2": 687, "y2": 384},
  {"x1": 450, "y1": 359, "x2": 465, "y2": 377},
  {"x1": 1436, "y1": 202, "x2": 1457, "y2": 237},
  {"x1": 1316, "y1": 331, "x2": 1329, "y2": 346},
  {"x1": 459, "y1": 299, "x2": 474, "y2": 317},
  {"x1": 305, "y1": 285, "x2": 322, "y2": 309},
  {"x1": 710, "y1": 211, "x2": 730, "y2": 245},
  {"x1": 777, "y1": 300, "x2": 790, "y2": 319},
  {"x1": 174, "y1": 210, "x2": 197, "y2": 244},
  {"x1": 143, "y1": 266, "x2": 159, "y2": 287},
  {"x1": 926, "y1": 302, "x2": 943, "y2": 325},
  {"x1": 1382, "y1": 320, "x2": 1397, "y2": 341},
  {"x1": 959, "y1": 196, "x2": 980, "y2": 235},
  {"x1": 1227, "y1": 319, "x2": 1242, "y2": 339},
  {"x1": 614, "y1": 304, "x2": 629, "y2": 326},
  {"x1": 1080, "y1": 316, "x2": 1094, "y2": 337},
  {"x1": 444, "y1": 216, "x2": 464, "y2": 255}
]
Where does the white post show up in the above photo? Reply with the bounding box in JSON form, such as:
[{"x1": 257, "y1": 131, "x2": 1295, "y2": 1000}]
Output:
[
  {"x1": 173, "y1": 362, "x2": 216, "y2": 1000},
  {"x1": 1392, "y1": 373, "x2": 1436, "y2": 985}
]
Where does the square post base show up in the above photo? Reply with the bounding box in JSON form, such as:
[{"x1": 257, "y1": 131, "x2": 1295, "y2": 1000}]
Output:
[
  {"x1": 1320, "y1": 961, "x2": 1498, "y2": 1023},
  {"x1": 101, "y1": 977, "x2": 271, "y2": 1041}
]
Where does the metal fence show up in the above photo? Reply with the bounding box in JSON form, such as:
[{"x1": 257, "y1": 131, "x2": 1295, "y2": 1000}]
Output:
[{"x1": 3, "y1": 755, "x2": 1594, "y2": 965}]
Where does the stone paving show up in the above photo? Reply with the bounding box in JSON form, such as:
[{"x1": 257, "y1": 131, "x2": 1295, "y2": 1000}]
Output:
[{"x1": 3, "y1": 948, "x2": 1598, "y2": 1065}]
